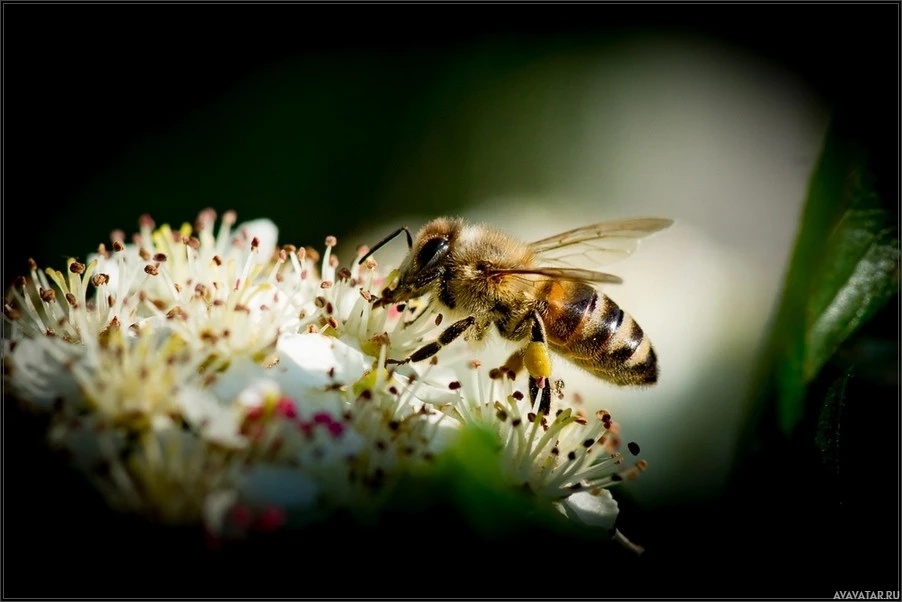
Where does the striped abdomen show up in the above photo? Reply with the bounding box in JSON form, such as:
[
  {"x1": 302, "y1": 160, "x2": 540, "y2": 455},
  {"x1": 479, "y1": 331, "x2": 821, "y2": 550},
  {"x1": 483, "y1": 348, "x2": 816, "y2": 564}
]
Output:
[{"x1": 539, "y1": 280, "x2": 658, "y2": 386}]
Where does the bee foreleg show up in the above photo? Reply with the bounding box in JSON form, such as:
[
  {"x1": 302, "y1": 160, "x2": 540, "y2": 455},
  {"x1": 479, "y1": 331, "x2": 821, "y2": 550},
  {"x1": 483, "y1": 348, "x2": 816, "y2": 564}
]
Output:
[
  {"x1": 523, "y1": 312, "x2": 553, "y2": 415},
  {"x1": 387, "y1": 315, "x2": 476, "y2": 365}
]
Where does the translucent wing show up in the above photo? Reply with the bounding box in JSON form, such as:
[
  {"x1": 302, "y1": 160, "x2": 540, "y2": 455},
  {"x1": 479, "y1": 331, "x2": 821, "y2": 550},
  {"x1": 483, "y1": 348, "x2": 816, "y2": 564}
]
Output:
[
  {"x1": 489, "y1": 267, "x2": 623, "y2": 286},
  {"x1": 529, "y1": 217, "x2": 673, "y2": 268}
]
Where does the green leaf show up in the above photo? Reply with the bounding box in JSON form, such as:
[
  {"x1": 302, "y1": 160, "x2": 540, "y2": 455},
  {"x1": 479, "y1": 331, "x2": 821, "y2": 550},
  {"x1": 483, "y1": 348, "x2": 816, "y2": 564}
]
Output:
[
  {"x1": 804, "y1": 204, "x2": 898, "y2": 381},
  {"x1": 749, "y1": 123, "x2": 898, "y2": 437}
]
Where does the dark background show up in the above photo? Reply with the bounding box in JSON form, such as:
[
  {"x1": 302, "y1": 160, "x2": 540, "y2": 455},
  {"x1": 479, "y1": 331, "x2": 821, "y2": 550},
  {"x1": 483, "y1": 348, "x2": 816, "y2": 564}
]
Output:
[{"x1": 3, "y1": 4, "x2": 899, "y2": 598}]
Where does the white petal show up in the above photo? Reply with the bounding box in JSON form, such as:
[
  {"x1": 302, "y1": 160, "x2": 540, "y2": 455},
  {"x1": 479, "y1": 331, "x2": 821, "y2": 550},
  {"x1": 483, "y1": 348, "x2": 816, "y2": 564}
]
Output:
[
  {"x1": 234, "y1": 379, "x2": 282, "y2": 408},
  {"x1": 407, "y1": 384, "x2": 459, "y2": 406},
  {"x1": 203, "y1": 489, "x2": 239, "y2": 536},
  {"x1": 234, "y1": 218, "x2": 278, "y2": 264},
  {"x1": 393, "y1": 363, "x2": 460, "y2": 405},
  {"x1": 557, "y1": 489, "x2": 619, "y2": 530},
  {"x1": 207, "y1": 357, "x2": 271, "y2": 402},
  {"x1": 150, "y1": 414, "x2": 177, "y2": 431},
  {"x1": 423, "y1": 412, "x2": 461, "y2": 454},
  {"x1": 177, "y1": 387, "x2": 216, "y2": 425},
  {"x1": 272, "y1": 333, "x2": 368, "y2": 392},
  {"x1": 5, "y1": 337, "x2": 84, "y2": 411},
  {"x1": 176, "y1": 387, "x2": 247, "y2": 448}
]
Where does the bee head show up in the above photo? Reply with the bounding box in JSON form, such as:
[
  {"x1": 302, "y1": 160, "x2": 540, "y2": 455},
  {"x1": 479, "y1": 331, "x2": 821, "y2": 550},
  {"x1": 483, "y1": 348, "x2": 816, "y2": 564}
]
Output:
[
  {"x1": 360, "y1": 217, "x2": 462, "y2": 306},
  {"x1": 390, "y1": 218, "x2": 462, "y2": 302}
]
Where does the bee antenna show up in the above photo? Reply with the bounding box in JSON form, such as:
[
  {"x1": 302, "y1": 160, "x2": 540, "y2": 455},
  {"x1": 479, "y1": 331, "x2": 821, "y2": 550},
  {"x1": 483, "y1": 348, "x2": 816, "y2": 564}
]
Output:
[{"x1": 358, "y1": 226, "x2": 412, "y2": 265}]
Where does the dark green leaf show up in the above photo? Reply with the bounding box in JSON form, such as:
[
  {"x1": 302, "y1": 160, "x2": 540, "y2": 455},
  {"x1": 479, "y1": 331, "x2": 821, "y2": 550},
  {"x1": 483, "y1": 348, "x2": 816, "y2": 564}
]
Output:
[
  {"x1": 804, "y1": 204, "x2": 898, "y2": 381},
  {"x1": 747, "y1": 123, "x2": 898, "y2": 437}
]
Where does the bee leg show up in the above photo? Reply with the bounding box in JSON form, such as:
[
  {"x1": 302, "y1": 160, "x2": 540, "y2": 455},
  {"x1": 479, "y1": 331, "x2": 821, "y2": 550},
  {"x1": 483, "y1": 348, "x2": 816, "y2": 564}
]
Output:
[
  {"x1": 501, "y1": 351, "x2": 524, "y2": 377},
  {"x1": 523, "y1": 312, "x2": 553, "y2": 415},
  {"x1": 528, "y1": 379, "x2": 552, "y2": 415},
  {"x1": 386, "y1": 316, "x2": 476, "y2": 365}
]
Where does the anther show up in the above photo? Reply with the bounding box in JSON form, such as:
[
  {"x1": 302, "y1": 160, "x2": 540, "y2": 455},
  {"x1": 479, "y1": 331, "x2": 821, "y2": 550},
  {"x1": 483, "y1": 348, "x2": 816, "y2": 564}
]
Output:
[{"x1": 91, "y1": 274, "x2": 109, "y2": 287}]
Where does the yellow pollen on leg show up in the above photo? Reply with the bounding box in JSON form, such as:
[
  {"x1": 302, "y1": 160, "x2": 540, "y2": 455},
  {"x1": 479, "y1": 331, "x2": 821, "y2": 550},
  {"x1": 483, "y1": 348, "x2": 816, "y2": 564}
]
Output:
[{"x1": 524, "y1": 342, "x2": 551, "y2": 379}]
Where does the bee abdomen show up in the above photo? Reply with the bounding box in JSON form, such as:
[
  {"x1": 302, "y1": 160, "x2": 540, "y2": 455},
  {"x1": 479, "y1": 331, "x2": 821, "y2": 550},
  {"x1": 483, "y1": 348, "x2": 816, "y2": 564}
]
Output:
[
  {"x1": 541, "y1": 281, "x2": 597, "y2": 345},
  {"x1": 541, "y1": 282, "x2": 658, "y2": 386},
  {"x1": 592, "y1": 306, "x2": 658, "y2": 386}
]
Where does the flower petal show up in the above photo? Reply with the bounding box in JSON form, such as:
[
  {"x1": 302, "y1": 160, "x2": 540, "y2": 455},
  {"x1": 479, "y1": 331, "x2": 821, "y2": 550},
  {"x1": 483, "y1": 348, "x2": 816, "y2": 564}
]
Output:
[
  {"x1": 556, "y1": 489, "x2": 619, "y2": 530},
  {"x1": 203, "y1": 489, "x2": 239, "y2": 537},
  {"x1": 272, "y1": 333, "x2": 369, "y2": 392},
  {"x1": 5, "y1": 338, "x2": 84, "y2": 412},
  {"x1": 177, "y1": 387, "x2": 247, "y2": 448},
  {"x1": 235, "y1": 218, "x2": 278, "y2": 264}
]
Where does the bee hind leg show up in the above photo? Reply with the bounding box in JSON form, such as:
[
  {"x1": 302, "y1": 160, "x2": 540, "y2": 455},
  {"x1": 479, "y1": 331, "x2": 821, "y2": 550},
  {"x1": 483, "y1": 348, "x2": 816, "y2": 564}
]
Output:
[
  {"x1": 522, "y1": 312, "x2": 553, "y2": 415},
  {"x1": 386, "y1": 316, "x2": 476, "y2": 365}
]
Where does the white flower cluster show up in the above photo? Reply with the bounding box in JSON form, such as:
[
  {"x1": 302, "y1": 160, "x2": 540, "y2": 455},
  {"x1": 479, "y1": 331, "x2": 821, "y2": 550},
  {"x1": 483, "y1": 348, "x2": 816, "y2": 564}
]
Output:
[{"x1": 3, "y1": 210, "x2": 645, "y2": 545}]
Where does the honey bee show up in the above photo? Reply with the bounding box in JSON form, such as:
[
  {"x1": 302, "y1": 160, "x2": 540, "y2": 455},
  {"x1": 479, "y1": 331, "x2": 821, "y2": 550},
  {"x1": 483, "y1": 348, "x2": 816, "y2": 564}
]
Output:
[{"x1": 359, "y1": 216, "x2": 673, "y2": 413}]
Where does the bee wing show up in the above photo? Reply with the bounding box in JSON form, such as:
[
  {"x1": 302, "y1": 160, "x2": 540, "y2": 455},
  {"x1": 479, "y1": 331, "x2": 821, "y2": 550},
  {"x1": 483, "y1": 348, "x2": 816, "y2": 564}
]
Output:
[
  {"x1": 529, "y1": 217, "x2": 674, "y2": 268},
  {"x1": 489, "y1": 267, "x2": 623, "y2": 285}
]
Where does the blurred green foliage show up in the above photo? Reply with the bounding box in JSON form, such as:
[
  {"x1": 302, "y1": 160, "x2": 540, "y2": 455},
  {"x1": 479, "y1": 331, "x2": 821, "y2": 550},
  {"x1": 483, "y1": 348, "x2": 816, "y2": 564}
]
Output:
[
  {"x1": 746, "y1": 123, "x2": 898, "y2": 438},
  {"x1": 390, "y1": 424, "x2": 573, "y2": 539}
]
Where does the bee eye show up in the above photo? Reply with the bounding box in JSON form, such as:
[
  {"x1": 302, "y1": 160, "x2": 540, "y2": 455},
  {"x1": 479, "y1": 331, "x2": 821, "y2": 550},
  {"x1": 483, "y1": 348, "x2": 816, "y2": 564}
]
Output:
[{"x1": 416, "y1": 237, "x2": 449, "y2": 269}]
